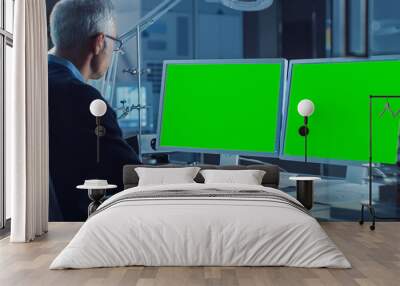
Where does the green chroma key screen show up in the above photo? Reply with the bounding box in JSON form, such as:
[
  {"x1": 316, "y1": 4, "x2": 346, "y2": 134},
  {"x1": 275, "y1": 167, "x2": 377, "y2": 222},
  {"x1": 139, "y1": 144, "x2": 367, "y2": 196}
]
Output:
[
  {"x1": 158, "y1": 61, "x2": 285, "y2": 154},
  {"x1": 283, "y1": 60, "x2": 400, "y2": 164}
]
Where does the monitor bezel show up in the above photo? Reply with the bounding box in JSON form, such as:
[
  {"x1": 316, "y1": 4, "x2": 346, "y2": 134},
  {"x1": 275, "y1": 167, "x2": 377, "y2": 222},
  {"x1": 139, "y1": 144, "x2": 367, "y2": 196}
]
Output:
[
  {"x1": 279, "y1": 56, "x2": 400, "y2": 166},
  {"x1": 156, "y1": 58, "x2": 288, "y2": 157}
]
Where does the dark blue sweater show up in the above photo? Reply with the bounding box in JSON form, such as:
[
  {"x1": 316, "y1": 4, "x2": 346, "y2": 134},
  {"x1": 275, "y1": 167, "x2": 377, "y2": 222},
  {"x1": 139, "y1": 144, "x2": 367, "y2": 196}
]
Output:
[{"x1": 48, "y1": 59, "x2": 140, "y2": 221}]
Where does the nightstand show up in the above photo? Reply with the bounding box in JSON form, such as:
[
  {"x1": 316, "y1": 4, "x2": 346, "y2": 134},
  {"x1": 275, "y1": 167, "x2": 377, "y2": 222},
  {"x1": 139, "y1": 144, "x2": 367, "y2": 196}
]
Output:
[
  {"x1": 77, "y1": 182, "x2": 117, "y2": 217},
  {"x1": 289, "y1": 176, "x2": 321, "y2": 210}
]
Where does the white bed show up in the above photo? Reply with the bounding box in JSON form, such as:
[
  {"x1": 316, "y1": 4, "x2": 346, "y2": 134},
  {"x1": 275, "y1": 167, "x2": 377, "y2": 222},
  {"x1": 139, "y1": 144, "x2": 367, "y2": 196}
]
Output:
[{"x1": 50, "y1": 183, "x2": 351, "y2": 269}]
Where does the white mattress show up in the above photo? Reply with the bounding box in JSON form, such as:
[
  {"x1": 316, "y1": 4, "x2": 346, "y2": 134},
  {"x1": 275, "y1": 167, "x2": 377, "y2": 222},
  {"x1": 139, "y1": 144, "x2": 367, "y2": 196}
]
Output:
[{"x1": 50, "y1": 183, "x2": 351, "y2": 269}]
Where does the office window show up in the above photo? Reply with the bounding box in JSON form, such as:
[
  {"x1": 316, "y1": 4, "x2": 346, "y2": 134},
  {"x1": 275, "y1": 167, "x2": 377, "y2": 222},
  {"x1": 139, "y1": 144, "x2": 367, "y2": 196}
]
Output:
[
  {"x1": 347, "y1": 0, "x2": 368, "y2": 56},
  {"x1": 0, "y1": 37, "x2": 3, "y2": 229},
  {"x1": 1, "y1": 0, "x2": 14, "y2": 229},
  {"x1": 5, "y1": 43, "x2": 11, "y2": 220},
  {"x1": 370, "y1": 0, "x2": 400, "y2": 55},
  {"x1": 328, "y1": 0, "x2": 400, "y2": 56},
  {"x1": 5, "y1": 0, "x2": 13, "y2": 33}
]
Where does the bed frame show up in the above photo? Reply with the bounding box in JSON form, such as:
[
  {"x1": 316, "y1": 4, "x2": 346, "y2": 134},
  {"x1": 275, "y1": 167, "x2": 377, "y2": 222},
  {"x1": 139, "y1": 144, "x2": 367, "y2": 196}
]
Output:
[{"x1": 123, "y1": 164, "x2": 280, "y2": 190}]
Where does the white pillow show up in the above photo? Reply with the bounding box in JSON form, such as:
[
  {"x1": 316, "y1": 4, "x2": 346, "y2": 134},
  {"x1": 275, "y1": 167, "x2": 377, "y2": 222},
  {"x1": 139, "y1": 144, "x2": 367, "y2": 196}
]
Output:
[
  {"x1": 135, "y1": 167, "x2": 201, "y2": 186},
  {"x1": 200, "y1": 169, "x2": 266, "y2": 185}
]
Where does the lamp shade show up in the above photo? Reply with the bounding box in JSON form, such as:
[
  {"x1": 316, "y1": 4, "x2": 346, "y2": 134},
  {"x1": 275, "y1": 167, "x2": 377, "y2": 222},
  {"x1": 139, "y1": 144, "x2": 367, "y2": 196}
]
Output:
[
  {"x1": 90, "y1": 99, "x2": 107, "y2": 117},
  {"x1": 297, "y1": 99, "x2": 315, "y2": 117}
]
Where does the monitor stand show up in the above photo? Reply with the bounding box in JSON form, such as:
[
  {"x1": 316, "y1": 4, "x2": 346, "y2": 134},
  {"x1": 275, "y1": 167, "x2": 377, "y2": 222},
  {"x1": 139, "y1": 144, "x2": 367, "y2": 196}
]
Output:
[{"x1": 219, "y1": 154, "x2": 240, "y2": 166}]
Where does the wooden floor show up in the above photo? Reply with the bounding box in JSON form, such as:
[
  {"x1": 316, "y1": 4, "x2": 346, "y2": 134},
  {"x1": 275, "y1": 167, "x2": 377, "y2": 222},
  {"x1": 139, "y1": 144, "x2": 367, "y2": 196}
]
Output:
[{"x1": 0, "y1": 222, "x2": 399, "y2": 286}]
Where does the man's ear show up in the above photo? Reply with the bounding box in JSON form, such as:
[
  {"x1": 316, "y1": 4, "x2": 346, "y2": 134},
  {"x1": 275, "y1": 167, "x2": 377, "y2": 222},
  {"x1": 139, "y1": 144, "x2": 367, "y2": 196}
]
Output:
[{"x1": 92, "y1": 33, "x2": 105, "y2": 55}]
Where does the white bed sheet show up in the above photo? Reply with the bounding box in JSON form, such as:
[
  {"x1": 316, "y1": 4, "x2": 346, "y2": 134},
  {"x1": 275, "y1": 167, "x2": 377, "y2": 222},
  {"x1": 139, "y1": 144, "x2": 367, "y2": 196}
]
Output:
[{"x1": 50, "y1": 183, "x2": 351, "y2": 269}]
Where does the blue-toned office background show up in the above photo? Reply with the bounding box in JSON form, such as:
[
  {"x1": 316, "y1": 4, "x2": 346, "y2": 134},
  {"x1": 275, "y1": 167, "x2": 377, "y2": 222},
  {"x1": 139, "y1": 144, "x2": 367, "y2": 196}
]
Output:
[{"x1": 45, "y1": 0, "x2": 400, "y2": 221}]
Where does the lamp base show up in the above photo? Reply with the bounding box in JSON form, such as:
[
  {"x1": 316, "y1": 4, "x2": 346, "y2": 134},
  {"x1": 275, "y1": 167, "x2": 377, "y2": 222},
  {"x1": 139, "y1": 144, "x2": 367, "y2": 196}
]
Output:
[{"x1": 298, "y1": 126, "x2": 309, "y2": 136}]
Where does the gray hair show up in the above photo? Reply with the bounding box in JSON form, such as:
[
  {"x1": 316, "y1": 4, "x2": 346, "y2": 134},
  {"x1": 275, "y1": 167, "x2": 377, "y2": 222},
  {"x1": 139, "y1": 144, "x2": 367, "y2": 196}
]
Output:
[{"x1": 50, "y1": 0, "x2": 115, "y2": 50}]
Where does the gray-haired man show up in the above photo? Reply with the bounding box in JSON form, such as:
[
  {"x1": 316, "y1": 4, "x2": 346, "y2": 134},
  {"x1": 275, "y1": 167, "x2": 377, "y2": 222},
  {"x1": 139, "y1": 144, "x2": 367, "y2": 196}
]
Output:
[{"x1": 48, "y1": 0, "x2": 140, "y2": 221}]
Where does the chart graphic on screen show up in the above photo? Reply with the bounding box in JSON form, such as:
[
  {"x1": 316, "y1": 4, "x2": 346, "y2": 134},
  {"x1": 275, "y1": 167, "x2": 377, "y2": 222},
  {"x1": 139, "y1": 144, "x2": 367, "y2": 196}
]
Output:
[
  {"x1": 157, "y1": 59, "x2": 287, "y2": 156},
  {"x1": 282, "y1": 58, "x2": 400, "y2": 164}
]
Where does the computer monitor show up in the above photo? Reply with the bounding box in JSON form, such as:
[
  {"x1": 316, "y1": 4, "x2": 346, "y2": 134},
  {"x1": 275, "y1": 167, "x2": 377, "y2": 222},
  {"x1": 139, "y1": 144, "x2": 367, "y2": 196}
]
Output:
[
  {"x1": 281, "y1": 58, "x2": 400, "y2": 165},
  {"x1": 157, "y1": 59, "x2": 287, "y2": 157}
]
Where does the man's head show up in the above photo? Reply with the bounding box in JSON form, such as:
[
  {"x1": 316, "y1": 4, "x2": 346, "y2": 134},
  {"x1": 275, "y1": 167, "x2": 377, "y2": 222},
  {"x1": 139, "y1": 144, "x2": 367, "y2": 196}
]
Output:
[{"x1": 50, "y1": 0, "x2": 116, "y2": 79}]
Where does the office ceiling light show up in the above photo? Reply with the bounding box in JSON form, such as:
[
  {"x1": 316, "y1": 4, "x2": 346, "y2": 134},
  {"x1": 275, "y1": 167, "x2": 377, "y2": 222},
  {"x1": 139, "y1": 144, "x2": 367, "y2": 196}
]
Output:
[{"x1": 206, "y1": 0, "x2": 274, "y2": 11}]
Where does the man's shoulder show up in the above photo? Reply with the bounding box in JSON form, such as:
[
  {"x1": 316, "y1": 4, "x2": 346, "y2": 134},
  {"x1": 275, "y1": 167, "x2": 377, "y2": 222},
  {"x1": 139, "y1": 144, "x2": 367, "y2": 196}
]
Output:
[
  {"x1": 71, "y1": 81, "x2": 103, "y2": 101},
  {"x1": 49, "y1": 74, "x2": 102, "y2": 102}
]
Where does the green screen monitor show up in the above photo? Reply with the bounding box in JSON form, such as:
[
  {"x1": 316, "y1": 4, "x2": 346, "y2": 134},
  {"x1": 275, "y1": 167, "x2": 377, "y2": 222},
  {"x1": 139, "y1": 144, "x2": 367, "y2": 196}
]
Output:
[
  {"x1": 282, "y1": 58, "x2": 400, "y2": 165},
  {"x1": 157, "y1": 59, "x2": 287, "y2": 156}
]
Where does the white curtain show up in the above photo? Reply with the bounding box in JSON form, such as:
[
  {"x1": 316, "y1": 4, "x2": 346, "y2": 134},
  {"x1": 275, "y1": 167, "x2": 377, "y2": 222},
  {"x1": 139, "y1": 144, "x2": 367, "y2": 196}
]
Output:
[{"x1": 6, "y1": 0, "x2": 49, "y2": 242}]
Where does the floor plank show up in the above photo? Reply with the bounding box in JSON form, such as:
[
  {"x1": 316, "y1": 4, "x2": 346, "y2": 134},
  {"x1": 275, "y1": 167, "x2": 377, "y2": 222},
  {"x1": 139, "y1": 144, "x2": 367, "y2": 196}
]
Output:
[{"x1": 0, "y1": 222, "x2": 399, "y2": 286}]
